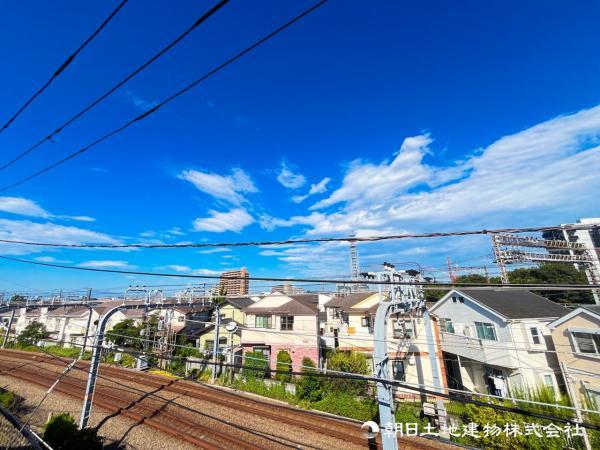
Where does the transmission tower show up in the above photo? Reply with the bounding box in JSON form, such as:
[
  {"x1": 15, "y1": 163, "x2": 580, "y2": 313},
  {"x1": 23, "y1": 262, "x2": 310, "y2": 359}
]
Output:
[
  {"x1": 349, "y1": 234, "x2": 361, "y2": 291},
  {"x1": 492, "y1": 233, "x2": 600, "y2": 303}
]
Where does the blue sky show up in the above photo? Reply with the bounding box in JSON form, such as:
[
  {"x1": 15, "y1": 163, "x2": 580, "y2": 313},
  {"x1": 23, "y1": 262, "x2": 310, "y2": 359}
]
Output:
[{"x1": 0, "y1": 0, "x2": 599, "y2": 295}]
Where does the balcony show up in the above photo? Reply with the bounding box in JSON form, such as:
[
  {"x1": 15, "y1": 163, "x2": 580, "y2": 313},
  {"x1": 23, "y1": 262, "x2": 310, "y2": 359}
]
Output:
[{"x1": 439, "y1": 332, "x2": 519, "y2": 369}]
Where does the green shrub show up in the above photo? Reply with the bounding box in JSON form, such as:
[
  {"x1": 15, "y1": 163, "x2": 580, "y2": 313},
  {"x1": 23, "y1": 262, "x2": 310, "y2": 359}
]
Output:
[
  {"x1": 313, "y1": 392, "x2": 377, "y2": 422},
  {"x1": 325, "y1": 351, "x2": 369, "y2": 395},
  {"x1": 275, "y1": 350, "x2": 292, "y2": 382},
  {"x1": 43, "y1": 413, "x2": 102, "y2": 450},
  {"x1": 296, "y1": 357, "x2": 323, "y2": 402},
  {"x1": 232, "y1": 378, "x2": 297, "y2": 403},
  {"x1": 243, "y1": 351, "x2": 269, "y2": 380},
  {"x1": 17, "y1": 321, "x2": 49, "y2": 346},
  {"x1": 0, "y1": 389, "x2": 21, "y2": 412}
]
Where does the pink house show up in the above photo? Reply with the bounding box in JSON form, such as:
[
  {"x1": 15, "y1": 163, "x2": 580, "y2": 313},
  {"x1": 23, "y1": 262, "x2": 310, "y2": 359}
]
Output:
[{"x1": 241, "y1": 293, "x2": 321, "y2": 371}]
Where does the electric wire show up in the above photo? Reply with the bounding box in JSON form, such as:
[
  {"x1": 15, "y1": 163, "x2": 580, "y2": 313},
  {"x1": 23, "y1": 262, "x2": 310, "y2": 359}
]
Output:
[
  {"x1": 0, "y1": 0, "x2": 329, "y2": 192},
  {"x1": 0, "y1": 0, "x2": 129, "y2": 135},
  {"x1": 0, "y1": 0, "x2": 230, "y2": 172},
  {"x1": 0, "y1": 223, "x2": 595, "y2": 248},
  {"x1": 1, "y1": 254, "x2": 599, "y2": 290}
]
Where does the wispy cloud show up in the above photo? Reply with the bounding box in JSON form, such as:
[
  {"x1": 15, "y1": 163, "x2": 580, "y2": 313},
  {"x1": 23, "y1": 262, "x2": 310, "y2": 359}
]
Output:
[
  {"x1": 161, "y1": 264, "x2": 191, "y2": 272},
  {"x1": 78, "y1": 260, "x2": 135, "y2": 269},
  {"x1": 197, "y1": 248, "x2": 231, "y2": 254},
  {"x1": 291, "y1": 177, "x2": 331, "y2": 203},
  {"x1": 34, "y1": 256, "x2": 72, "y2": 264},
  {"x1": 179, "y1": 168, "x2": 258, "y2": 205},
  {"x1": 0, "y1": 197, "x2": 50, "y2": 218},
  {"x1": 126, "y1": 90, "x2": 158, "y2": 110},
  {"x1": 277, "y1": 162, "x2": 306, "y2": 189},
  {"x1": 193, "y1": 208, "x2": 254, "y2": 233}
]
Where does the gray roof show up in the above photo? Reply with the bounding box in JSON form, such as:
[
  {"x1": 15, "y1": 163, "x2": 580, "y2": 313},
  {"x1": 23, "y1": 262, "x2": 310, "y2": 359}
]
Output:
[
  {"x1": 457, "y1": 289, "x2": 570, "y2": 319},
  {"x1": 225, "y1": 297, "x2": 254, "y2": 309},
  {"x1": 582, "y1": 305, "x2": 600, "y2": 315},
  {"x1": 324, "y1": 292, "x2": 375, "y2": 311},
  {"x1": 245, "y1": 295, "x2": 319, "y2": 316}
]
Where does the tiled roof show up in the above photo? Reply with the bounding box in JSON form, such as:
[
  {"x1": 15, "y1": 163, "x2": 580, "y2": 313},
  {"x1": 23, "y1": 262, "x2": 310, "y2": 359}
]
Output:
[
  {"x1": 324, "y1": 292, "x2": 375, "y2": 311},
  {"x1": 457, "y1": 289, "x2": 570, "y2": 319}
]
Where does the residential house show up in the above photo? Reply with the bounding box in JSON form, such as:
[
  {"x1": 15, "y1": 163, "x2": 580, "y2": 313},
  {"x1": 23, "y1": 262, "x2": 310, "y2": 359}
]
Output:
[
  {"x1": 548, "y1": 305, "x2": 600, "y2": 407},
  {"x1": 323, "y1": 292, "x2": 447, "y2": 396},
  {"x1": 198, "y1": 297, "x2": 253, "y2": 356},
  {"x1": 241, "y1": 293, "x2": 321, "y2": 370},
  {"x1": 430, "y1": 289, "x2": 570, "y2": 396}
]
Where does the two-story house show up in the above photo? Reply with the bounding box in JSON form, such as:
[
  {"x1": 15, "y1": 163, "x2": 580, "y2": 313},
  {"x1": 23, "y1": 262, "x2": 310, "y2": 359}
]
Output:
[
  {"x1": 324, "y1": 292, "x2": 447, "y2": 397},
  {"x1": 430, "y1": 289, "x2": 569, "y2": 396},
  {"x1": 199, "y1": 297, "x2": 254, "y2": 357},
  {"x1": 241, "y1": 293, "x2": 321, "y2": 370},
  {"x1": 548, "y1": 305, "x2": 600, "y2": 408}
]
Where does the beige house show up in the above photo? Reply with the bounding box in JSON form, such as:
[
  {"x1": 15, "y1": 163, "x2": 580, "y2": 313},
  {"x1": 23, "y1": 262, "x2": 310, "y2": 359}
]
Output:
[
  {"x1": 548, "y1": 305, "x2": 600, "y2": 408},
  {"x1": 198, "y1": 297, "x2": 253, "y2": 355},
  {"x1": 324, "y1": 292, "x2": 447, "y2": 397}
]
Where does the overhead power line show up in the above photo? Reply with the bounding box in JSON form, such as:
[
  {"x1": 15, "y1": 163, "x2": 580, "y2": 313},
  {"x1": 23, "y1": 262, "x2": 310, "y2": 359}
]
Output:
[
  {"x1": 0, "y1": 223, "x2": 595, "y2": 249},
  {"x1": 0, "y1": 0, "x2": 329, "y2": 192},
  {"x1": 1, "y1": 254, "x2": 599, "y2": 290},
  {"x1": 0, "y1": 0, "x2": 230, "y2": 173},
  {"x1": 0, "y1": 0, "x2": 129, "y2": 135}
]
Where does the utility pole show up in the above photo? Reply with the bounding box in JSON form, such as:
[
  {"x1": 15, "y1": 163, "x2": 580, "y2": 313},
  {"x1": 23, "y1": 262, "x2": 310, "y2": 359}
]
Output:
[
  {"x1": 560, "y1": 362, "x2": 591, "y2": 450},
  {"x1": 2, "y1": 308, "x2": 15, "y2": 349},
  {"x1": 211, "y1": 304, "x2": 221, "y2": 382},
  {"x1": 369, "y1": 263, "x2": 442, "y2": 450},
  {"x1": 79, "y1": 306, "x2": 94, "y2": 358}
]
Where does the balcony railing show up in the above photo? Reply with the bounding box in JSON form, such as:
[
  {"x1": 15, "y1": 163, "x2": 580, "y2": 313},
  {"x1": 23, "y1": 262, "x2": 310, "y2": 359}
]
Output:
[{"x1": 439, "y1": 331, "x2": 519, "y2": 369}]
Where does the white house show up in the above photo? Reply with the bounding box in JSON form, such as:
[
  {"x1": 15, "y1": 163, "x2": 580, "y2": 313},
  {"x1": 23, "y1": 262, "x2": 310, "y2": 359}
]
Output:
[{"x1": 430, "y1": 289, "x2": 570, "y2": 396}]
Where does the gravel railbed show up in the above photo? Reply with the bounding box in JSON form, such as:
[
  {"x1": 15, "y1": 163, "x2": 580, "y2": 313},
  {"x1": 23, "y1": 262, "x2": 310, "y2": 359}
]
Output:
[
  {"x1": 0, "y1": 374, "x2": 196, "y2": 450},
  {"x1": 0, "y1": 354, "x2": 365, "y2": 449}
]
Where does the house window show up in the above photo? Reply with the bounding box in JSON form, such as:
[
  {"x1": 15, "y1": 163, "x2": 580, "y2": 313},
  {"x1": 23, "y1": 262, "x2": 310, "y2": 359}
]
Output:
[
  {"x1": 280, "y1": 315, "x2": 294, "y2": 331},
  {"x1": 542, "y1": 374, "x2": 555, "y2": 394},
  {"x1": 572, "y1": 332, "x2": 600, "y2": 355},
  {"x1": 253, "y1": 346, "x2": 270, "y2": 357},
  {"x1": 440, "y1": 318, "x2": 455, "y2": 334},
  {"x1": 178, "y1": 315, "x2": 185, "y2": 322},
  {"x1": 392, "y1": 360, "x2": 405, "y2": 381},
  {"x1": 361, "y1": 316, "x2": 370, "y2": 328},
  {"x1": 394, "y1": 320, "x2": 414, "y2": 339},
  {"x1": 255, "y1": 315, "x2": 272, "y2": 329},
  {"x1": 530, "y1": 327, "x2": 541, "y2": 345},
  {"x1": 475, "y1": 322, "x2": 497, "y2": 341}
]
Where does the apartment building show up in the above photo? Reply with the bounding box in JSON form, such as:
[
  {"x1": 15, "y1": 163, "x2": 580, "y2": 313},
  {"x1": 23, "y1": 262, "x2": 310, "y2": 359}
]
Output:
[
  {"x1": 548, "y1": 305, "x2": 600, "y2": 407},
  {"x1": 219, "y1": 268, "x2": 249, "y2": 296},
  {"x1": 430, "y1": 289, "x2": 569, "y2": 396}
]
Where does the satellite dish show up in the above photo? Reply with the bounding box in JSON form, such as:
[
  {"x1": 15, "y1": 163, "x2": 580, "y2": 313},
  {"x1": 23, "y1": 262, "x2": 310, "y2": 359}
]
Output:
[{"x1": 225, "y1": 321, "x2": 238, "y2": 333}]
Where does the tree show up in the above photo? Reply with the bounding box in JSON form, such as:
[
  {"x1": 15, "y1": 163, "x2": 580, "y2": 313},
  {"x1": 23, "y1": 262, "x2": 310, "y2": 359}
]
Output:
[
  {"x1": 43, "y1": 413, "x2": 102, "y2": 450},
  {"x1": 296, "y1": 357, "x2": 323, "y2": 402},
  {"x1": 275, "y1": 350, "x2": 292, "y2": 382},
  {"x1": 507, "y1": 263, "x2": 593, "y2": 304},
  {"x1": 106, "y1": 319, "x2": 142, "y2": 349},
  {"x1": 9, "y1": 294, "x2": 26, "y2": 304},
  {"x1": 325, "y1": 351, "x2": 369, "y2": 396},
  {"x1": 17, "y1": 321, "x2": 49, "y2": 346},
  {"x1": 243, "y1": 351, "x2": 269, "y2": 379}
]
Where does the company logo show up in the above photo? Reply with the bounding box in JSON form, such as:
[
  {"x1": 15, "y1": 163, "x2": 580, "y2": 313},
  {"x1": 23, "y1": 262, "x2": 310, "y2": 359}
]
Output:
[{"x1": 361, "y1": 420, "x2": 380, "y2": 439}]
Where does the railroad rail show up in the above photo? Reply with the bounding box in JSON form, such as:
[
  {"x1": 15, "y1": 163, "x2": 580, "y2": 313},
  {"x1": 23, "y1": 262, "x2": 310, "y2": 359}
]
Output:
[{"x1": 0, "y1": 349, "x2": 455, "y2": 450}]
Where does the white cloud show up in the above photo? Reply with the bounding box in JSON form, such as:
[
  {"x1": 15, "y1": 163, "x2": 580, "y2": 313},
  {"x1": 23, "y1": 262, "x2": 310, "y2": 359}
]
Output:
[
  {"x1": 65, "y1": 215, "x2": 96, "y2": 222},
  {"x1": 126, "y1": 90, "x2": 158, "y2": 110},
  {"x1": 197, "y1": 248, "x2": 231, "y2": 254},
  {"x1": 0, "y1": 197, "x2": 50, "y2": 217},
  {"x1": 277, "y1": 162, "x2": 306, "y2": 189},
  {"x1": 191, "y1": 268, "x2": 221, "y2": 276},
  {"x1": 162, "y1": 265, "x2": 191, "y2": 272},
  {"x1": 179, "y1": 168, "x2": 257, "y2": 205},
  {"x1": 291, "y1": 177, "x2": 331, "y2": 204},
  {"x1": 78, "y1": 260, "x2": 135, "y2": 269},
  {"x1": 311, "y1": 135, "x2": 434, "y2": 210},
  {"x1": 193, "y1": 208, "x2": 254, "y2": 233},
  {"x1": 263, "y1": 105, "x2": 600, "y2": 276},
  {"x1": 34, "y1": 256, "x2": 72, "y2": 263},
  {"x1": 0, "y1": 219, "x2": 120, "y2": 255}
]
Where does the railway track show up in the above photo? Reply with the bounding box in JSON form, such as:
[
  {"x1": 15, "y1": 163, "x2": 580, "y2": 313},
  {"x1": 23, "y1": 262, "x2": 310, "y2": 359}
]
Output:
[{"x1": 0, "y1": 349, "x2": 455, "y2": 450}]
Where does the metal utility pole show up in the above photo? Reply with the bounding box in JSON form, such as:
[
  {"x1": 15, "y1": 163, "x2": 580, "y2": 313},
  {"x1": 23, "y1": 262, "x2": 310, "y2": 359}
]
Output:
[
  {"x1": 560, "y1": 362, "x2": 591, "y2": 450},
  {"x1": 2, "y1": 308, "x2": 15, "y2": 349},
  {"x1": 211, "y1": 304, "x2": 221, "y2": 382},
  {"x1": 79, "y1": 306, "x2": 94, "y2": 358},
  {"x1": 369, "y1": 263, "x2": 443, "y2": 450}
]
